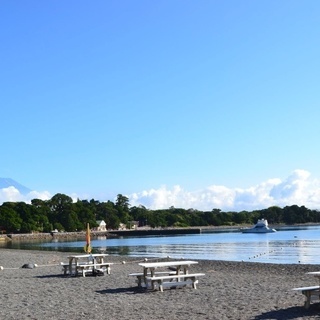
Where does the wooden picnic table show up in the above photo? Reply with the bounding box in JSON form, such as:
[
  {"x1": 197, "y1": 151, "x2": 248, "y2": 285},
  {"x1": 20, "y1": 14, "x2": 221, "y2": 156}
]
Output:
[
  {"x1": 136, "y1": 260, "x2": 204, "y2": 291},
  {"x1": 293, "y1": 271, "x2": 320, "y2": 308},
  {"x1": 139, "y1": 260, "x2": 198, "y2": 276},
  {"x1": 65, "y1": 253, "x2": 112, "y2": 277}
]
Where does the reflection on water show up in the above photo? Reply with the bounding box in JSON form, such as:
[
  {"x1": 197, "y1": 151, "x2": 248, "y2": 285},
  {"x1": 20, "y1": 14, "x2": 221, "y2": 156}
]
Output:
[{"x1": 3, "y1": 225, "x2": 320, "y2": 264}]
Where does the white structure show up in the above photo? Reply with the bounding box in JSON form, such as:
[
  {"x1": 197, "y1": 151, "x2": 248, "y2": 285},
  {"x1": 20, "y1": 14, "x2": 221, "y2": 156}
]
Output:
[
  {"x1": 96, "y1": 220, "x2": 107, "y2": 231},
  {"x1": 242, "y1": 219, "x2": 276, "y2": 233}
]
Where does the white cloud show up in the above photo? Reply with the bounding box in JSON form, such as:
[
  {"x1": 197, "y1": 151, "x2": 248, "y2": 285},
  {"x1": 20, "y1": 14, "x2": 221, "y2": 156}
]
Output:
[
  {"x1": 1, "y1": 169, "x2": 320, "y2": 211},
  {"x1": 269, "y1": 169, "x2": 310, "y2": 202},
  {"x1": 129, "y1": 170, "x2": 320, "y2": 211},
  {"x1": 0, "y1": 187, "x2": 51, "y2": 204},
  {"x1": 0, "y1": 186, "x2": 21, "y2": 202}
]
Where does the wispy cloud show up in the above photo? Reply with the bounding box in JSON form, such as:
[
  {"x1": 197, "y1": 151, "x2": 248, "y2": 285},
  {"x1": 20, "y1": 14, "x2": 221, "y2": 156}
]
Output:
[{"x1": 0, "y1": 170, "x2": 319, "y2": 212}]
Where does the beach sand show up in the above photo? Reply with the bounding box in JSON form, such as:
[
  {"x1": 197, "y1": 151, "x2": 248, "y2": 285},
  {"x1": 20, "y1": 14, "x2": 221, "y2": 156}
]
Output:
[{"x1": 1, "y1": 249, "x2": 320, "y2": 320}]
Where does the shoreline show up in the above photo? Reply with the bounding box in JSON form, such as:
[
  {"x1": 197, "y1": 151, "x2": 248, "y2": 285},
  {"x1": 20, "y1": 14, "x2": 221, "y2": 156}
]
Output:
[
  {"x1": 1, "y1": 248, "x2": 320, "y2": 319},
  {"x1": 4, "y1": 222, "x2": 320, "y2": 242}
]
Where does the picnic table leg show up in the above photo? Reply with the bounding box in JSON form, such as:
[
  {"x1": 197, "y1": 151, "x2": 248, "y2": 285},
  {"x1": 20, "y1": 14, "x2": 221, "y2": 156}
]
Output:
[
  {"x1": 143, "y1": 268, "x2": 148, "y2": 289},
  {"x1": 75, "y1": 259, "x2": 79, "y2": 276},
  {"x1": 192, "y1": 277, "x2": 198, "y2": 289},
  {"x1": 106, "y1": 265, "x2": 111, "y2": 274},
  {"x1": 303, "y1": 290, "x2": 312, "y2": 309},
  {"x1": 136, "y1": 275, "x2": 143, "y2": 287},
  {"x1": 158, "y1": 280, "x2": 164, "y2": 292},
  {"x1": 150, "y1": 268, "x2": 156, "y2": 290},
  {"x1": 68, "y1": 258, "x2": 73, "y2": 276}
]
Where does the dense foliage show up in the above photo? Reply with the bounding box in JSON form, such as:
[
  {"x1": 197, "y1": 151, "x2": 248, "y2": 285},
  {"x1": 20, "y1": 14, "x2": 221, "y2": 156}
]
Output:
[{"x1": 0, "y1": 193, "x2": 320, "y2": 233}]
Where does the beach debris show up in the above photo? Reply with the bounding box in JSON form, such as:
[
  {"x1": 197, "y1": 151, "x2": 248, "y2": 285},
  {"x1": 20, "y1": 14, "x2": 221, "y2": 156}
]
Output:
[
  {"x1": 0, "y1": 266, "x2": 3, "y2": 270},
  {"x1": 21, "y1": 263, "x2": 37, "y2": 269}
]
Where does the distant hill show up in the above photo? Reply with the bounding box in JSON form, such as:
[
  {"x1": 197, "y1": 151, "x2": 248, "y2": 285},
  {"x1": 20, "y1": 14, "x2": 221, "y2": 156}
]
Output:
[{"x1": 0, "y1": 178, "x2": 32, "y2": 194}]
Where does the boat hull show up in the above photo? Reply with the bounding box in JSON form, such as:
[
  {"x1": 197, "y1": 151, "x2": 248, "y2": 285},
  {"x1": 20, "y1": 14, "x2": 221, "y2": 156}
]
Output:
[{"x1": 242, "y1": 228, "x2": 276, "y2": 233}]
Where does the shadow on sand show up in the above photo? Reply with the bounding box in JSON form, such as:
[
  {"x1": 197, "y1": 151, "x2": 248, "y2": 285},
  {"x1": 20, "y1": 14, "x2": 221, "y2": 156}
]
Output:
[
  {"x1": 35, "y1": 274, "x2": 66, "y2": 279},
  {"x1": 96, "y1": 287, "x2": 146, "y2": 295},
  {"x1": 253, "y1": 304, "x2": 320, "y2": 320}
]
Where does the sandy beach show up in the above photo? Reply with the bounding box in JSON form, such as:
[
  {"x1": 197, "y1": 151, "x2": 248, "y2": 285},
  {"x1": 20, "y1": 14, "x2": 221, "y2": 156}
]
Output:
[{"x1": 1, "y1": 249, "x2": 320, "y2": 320}]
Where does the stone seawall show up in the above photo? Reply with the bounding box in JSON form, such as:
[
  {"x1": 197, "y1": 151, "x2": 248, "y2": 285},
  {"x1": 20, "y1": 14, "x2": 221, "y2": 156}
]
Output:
[
  {"x1": 4, "y1": 228, "x2": 201, "y2": 242},
  {"x1": 7, "y1": 231, "x2": 109, "y2": 242},
  {"x1": 0, "y1": 235, "x2": 10, "y2": 242},
  {"x1": 8, "y1": 233, "x2": 53, "y2": 241},
  {"x1": 109, "y1": 228, "x2": 202, "y2": 236}
]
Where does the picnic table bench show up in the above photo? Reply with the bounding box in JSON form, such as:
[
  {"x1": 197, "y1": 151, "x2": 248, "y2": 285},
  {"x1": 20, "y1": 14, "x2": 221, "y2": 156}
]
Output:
[
  {"x1": 292, "y1": 271, "x2": 320, "y2": 309},
  {"x1": 62, "y1": 254, "x2": 113, "y2": 277},
  {"x1": 129, "y1": 271, "x2": 177, "y2": 287},
  {"x1": 61, "y1": 261, "x2": 113, "y2": 277},
  {"x1": 146, "y1": 272, "x2": 206, "y2": 292},
  {"x1": 132, "y1": 260, "x2": 205, "y2": 291},
  {"x1": 292, "y1": 285, "x2": 320, "y2": 309}
]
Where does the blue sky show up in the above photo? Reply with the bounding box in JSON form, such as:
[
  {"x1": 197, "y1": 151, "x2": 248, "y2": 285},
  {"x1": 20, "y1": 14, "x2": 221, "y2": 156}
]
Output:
[{"x1": 1, "y1": 1, "x2": 320, "y2": 211}]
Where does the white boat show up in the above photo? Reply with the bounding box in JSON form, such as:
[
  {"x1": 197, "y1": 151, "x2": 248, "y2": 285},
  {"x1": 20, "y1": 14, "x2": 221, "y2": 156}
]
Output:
[{"x1": 242, "y1": 219, "x2": 276, "y2": 233}]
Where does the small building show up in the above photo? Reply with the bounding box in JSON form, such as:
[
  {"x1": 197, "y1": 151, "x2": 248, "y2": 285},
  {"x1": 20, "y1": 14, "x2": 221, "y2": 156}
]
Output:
[
  {"x1": 96, "y1": 220, "x2": 107, "y2": 232},
  {"x1": 129, "y1": 221, "x2": 139, "y2": 230},
  {"x1": 118, "y1": 223, "x2": 126, "y2": 230}
]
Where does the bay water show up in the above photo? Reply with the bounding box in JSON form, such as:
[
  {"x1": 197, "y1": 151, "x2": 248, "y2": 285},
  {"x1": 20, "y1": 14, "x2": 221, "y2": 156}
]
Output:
[{"x1": 3, "y1": 225, "x2": 320, "y2": 264}]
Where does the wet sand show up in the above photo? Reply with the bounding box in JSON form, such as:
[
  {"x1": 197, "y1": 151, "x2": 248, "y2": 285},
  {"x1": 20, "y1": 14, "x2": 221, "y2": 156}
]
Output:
[{"x1": 1, "y1": 249, "x2": 320, "y2": 320}]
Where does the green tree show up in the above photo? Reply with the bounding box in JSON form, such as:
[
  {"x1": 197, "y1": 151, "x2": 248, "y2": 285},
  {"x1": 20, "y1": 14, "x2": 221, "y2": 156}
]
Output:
[
  {"x1": 130, "y1": 205, "x2": 150, "y2": 226},
  {"x1": 115, "y1": 194, "x2": 131, "y2": 224},
  {"x1": 97, "y1": 201, "x2": 120, "y2": 230},
  {"x1": 233, "y1": 211, "x2": 250, "y2": 224},
  {"x1": 15, "y1": 202, "x2": 39, "y2": 233},
  {"x1": 31, "y1": 199, "x2": 52, "y2": 232},
  {"x1": 74, "y1": 200, "x2": 97, "y2": 229},
  {"x1": 261, "y1": 206, "x2": 283, "y2": 224},
  {"x1": 0, "y1": 204, "x2": 22, "y2": 233},
  {"x1": 49, "y1": 193, "x2": 81, "y2": 231}
]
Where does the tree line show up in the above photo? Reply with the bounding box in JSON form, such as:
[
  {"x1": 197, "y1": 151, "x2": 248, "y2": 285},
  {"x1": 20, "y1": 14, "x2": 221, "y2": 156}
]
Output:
[{"x1": 0, "y1": 193, "x2": 320, "y2": 233}]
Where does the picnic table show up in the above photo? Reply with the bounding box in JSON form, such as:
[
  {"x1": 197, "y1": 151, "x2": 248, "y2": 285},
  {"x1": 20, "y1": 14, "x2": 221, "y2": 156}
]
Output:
[
  {"x1": 293, "y1": 271, "x2": 320, "y2": 309},
  {"x1": 131, "y1": 260, "x2": 205, "y2": 291},
  {"x1": 62, "y1": 253, "x2": 113, "y2": 277}
]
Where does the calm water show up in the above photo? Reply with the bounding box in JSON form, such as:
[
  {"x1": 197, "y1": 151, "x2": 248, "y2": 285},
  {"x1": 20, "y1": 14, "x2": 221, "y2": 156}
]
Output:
[{"x1": 3, "y1": 225, "x2": 320, "y2": 264}]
